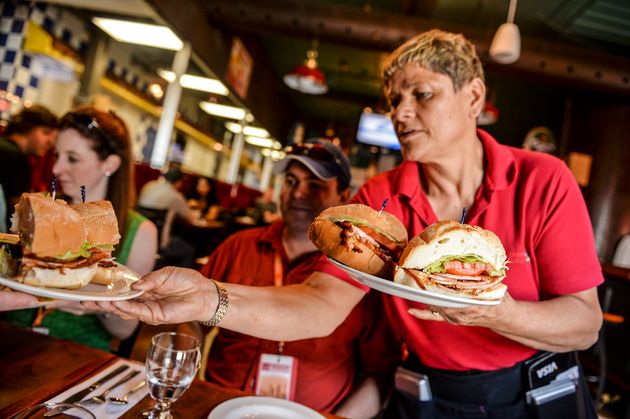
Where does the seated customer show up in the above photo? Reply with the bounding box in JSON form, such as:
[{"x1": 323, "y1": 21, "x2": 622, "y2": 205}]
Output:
[
  {"x1": 186, "y1": 176, "x2": 221, "y2": 221},
  {"x1": 196, "y1": 139, "x2": 401, "y2": 416},
  {"x1": 138, "y1": 168, "x2": 195, "y2": 267},
  {"x1": 247, "y1": 187, "x2": 281, "y2": 225},
  {"x1": 0, "y1": 105, "x2": 59, "y2": 229}
]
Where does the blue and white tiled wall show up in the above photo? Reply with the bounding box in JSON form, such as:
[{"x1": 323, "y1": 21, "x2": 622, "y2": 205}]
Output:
[
  {"x1": 0, "y1": 1, "x2": 154, "y2": 120},
  {"x1": 0, "y1": 2, "x2": 90, "y2": 118}
]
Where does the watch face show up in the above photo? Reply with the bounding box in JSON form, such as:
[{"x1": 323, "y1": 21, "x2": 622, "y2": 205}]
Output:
[{"x1": 523, "y1": 127, "x2": 557, "y2": 154}]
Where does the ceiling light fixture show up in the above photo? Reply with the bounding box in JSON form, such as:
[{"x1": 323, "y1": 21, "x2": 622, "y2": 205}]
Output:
[
  {"x1": 489, "y1": 0, "x2": 521, "y2": 64},
  {"x1": 224, "y1": 122, "x2": 270, "y2": 138},
  {"x1": 147, "y1": 82, "x2": 164, "y2": 100},
  {"x1": 158, "y1": 69, "x2": 229, "y2": 95},
  {"x1": 283, "y1": 40, "x2": 328, "y2": 95},
  {"x1": 262, "y1": 148, "x2": 287, "y2": 160},
  {"x1": 245, "y1": 136, "x2": 276, "y2": 148},
  {"x1": 199, "y1": 102, "x2": 247, "y2": 120},
  {"x1": 92, "y1": 18, "x2": 183, "y2": 50}
]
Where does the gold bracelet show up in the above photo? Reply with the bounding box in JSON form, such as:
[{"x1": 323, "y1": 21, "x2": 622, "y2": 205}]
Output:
[{"x1": 200, "y1": 280, "x2": 229, "y2": 327}]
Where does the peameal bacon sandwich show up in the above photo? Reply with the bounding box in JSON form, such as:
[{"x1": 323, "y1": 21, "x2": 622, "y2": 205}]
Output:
[
  {"x1": 309, "y1": 204, "x2": 408, "y2": 277},
  {"x1": 394, "y1": 220, "x2": 508, "y2": 300},
  {"x1": 10, "y1": 193, "x2": 120, "y2": 289}
]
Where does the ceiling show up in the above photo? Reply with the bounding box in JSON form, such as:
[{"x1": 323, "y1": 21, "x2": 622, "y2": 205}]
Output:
[
  {"x1": 43, "y1": 0, "x2": 630, "y2": 146},
  {"x1": 201, "y1": 0, "x2": 630, "y2": 137}
]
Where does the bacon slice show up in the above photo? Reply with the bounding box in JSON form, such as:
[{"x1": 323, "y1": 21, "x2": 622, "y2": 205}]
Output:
[
  {"x1": 20, "y1": 246, "x2": 110, "y2": 275},
  {"x1": 402, "y1": 268, "x2": 504, "y2": 297},
  {"x1": 336, "y1": 221, "x2": 403, "y2": 266}
]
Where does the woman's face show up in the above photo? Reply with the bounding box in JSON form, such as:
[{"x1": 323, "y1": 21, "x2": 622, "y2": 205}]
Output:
[
  {"x1": 196, "y1": 178, "x2": 211, "y2": 196},
  {"x1": 53, "y1": 128, "x2": 117, "y2": 202},
  {"x1": 387, "y1": 63, "x2": 480, "y2": 162}
]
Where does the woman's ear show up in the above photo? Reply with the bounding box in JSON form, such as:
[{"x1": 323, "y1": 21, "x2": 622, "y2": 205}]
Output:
[
  {"x1": 468, "y1": 78, "x2": 486, "y2": 119},
  {"x1": 104, "y1": 154, "x2": 122, "y2": 175}
]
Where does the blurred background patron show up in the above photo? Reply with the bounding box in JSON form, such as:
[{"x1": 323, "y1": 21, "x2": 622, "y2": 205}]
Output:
[{"x1": 0, "y1": 105, "x2": 58, "y2": 230}]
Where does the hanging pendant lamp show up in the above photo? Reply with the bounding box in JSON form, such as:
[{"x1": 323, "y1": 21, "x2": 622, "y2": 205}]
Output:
[
  {"x1": 283, "y1": 40, "x2": 328, "y2": 95},
  {"x1": 489, "y1": 0, "x2": 521, "y2": 64}
]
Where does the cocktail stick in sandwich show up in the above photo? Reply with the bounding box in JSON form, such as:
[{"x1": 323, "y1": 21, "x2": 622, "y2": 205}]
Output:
[
  {"x1": 394, "y1": 220, "x2": 508, "y2": 300},
  {"x1": 10, "y1": 193, "x2": 98, "y2": 288},
  {"x1": 309, "y1": 204, "x2": 408, "y2": 277},
  {"x1": 71, "y1": 201, "x2": 121, "y2": 285}
]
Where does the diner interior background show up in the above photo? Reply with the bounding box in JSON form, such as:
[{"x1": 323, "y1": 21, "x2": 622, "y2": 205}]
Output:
[{"x1": 1, "y1": 0, "x2": 630, "y2": 417}]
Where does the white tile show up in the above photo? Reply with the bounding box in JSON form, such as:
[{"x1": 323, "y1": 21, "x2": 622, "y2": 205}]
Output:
[
  {"x1": 0, "y1": 18, "x2": 12, "y2": 33},
  {"x1": 15, "y1": 67, "x2": 29, "y2": 85},
  {"x1": 30, "y1": 10, "x2": 44, "y2": 25},
  {"x1": 0, "y1": 64, "x2": 14, "y2": 80},
  {"x1": 7, "y1": 33, "x2": 23, "y2": 50},
  {"x1": 15, "y1": 5, "x2": 30, "y2": 20}
]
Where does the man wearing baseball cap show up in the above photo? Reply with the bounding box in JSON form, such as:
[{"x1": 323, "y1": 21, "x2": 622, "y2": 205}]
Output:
[{"x1": 193, "y1": 138, "x2": 399, "y2": 416}]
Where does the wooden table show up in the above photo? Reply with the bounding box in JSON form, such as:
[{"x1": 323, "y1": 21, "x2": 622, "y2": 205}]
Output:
[{"x1": 0, "y1": 322, "x2": 340, "y2": 418}]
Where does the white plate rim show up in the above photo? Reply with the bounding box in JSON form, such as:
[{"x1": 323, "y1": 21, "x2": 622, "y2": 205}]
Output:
[
  {"x1": 327, "y1": 257, "x2": 501, "y2": 308},
  {"x1": 0, "y1": 265, "x2": 143, "y2": 302},
  {"x1": 208, "y1": 396, "x2": 325, "y2": 419}
]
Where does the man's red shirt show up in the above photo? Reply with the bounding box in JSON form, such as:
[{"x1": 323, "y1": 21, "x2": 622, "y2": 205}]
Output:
[{"x1": 200, "y1": 221, "x2": 401, "y2": 412}]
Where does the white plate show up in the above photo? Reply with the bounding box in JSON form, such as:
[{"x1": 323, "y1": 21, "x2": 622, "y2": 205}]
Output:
[
  {"x1": 208, "y1": 396, "x2": 324, "y2": 419},
  {"x1": 0, "y1": 264, "x2": 143, "y2": 302},
  {"x1": 328, "y1": 257, "x2": 501, "y2": 308}
]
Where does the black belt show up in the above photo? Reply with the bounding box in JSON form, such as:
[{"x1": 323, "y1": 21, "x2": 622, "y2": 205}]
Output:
[{"x1": 403, "y1": 351, "x2": 528, "y2": 405}]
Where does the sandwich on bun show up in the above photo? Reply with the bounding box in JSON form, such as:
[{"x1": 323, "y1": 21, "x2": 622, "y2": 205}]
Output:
[
  {"x1": 309, "y1": 203, "x2": 407, "y2": 277},
  {"x1": 11, "y1": 193, "x2": 98, "y2": 288},
  {"x1": 71, "y1": 201, "x2": 121, "y2": 285},
  {"x1": 394, "y1": 220, "x2": 508, "y2": 300}
]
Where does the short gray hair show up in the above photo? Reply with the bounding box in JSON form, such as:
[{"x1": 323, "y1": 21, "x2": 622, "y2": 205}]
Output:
[{"x1": 382, "y1": 29, "x2": 484, "y2": 93}]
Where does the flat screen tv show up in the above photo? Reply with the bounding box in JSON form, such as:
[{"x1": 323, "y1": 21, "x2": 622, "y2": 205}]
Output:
[{"x1": 356, "y1": 111, "x2": 400, "y2": 150}]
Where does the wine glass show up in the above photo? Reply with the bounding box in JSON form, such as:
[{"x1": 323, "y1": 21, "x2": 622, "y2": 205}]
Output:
[{"x1": 142, "y1": 332, "x2": 200, "y2": 419}]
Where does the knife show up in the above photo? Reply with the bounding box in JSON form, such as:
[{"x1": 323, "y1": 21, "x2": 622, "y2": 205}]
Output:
[{"x1": 44, "y1": 365, "x2": 129, "y2": 416}]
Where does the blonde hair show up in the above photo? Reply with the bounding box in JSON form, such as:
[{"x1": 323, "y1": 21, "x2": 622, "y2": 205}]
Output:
[{"x1": 382, "y1": 29, "x2": 484, "y2": 92}]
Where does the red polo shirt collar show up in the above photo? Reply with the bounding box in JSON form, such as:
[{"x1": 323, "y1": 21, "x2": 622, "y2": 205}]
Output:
[
  {"x1": 394, "y1": 129, "x2": 516, "y2": 197},
  {"x1": 259, "y1": 220, "x2": 287, "y2": 258},
  {"x1": 392, "y1": 129, "x2": 517, "y2": 225}
]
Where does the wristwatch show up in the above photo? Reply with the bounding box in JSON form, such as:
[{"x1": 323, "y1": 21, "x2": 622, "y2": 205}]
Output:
[{"x1": 200, "y1": 280, "x2": 228, "y2": 327}]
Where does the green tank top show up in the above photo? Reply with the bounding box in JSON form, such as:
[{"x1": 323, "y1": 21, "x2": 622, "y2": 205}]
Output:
[{"x1": 5, "y1": 210, "x2": 147, "y2": 351}]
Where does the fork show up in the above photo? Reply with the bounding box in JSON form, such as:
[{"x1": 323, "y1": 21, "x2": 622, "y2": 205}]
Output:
[
  {"x1": 108, "y1": 379, "x2": 147, "y2": 404},
  {"x1": 81, "y1": 370, "x2": 141, "y2": 405}
]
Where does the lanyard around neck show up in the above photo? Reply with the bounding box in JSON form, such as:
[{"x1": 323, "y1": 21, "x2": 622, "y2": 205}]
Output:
[{"x1": 273, "y1": 251, "x2": 285, "y2": 353}]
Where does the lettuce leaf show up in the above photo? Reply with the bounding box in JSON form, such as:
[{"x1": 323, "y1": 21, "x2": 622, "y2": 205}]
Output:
[
  {"x1": 52, "y1": 242, "x2": 93, "y2": 260},
  {"x1": 423, "y1": 254, "x2": 506, "y2": 276},
  {"x1": 96, "y1": 244, "x2": 115, "y2": 251}
]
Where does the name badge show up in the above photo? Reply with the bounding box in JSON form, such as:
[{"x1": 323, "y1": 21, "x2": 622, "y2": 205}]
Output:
[{"x1": 255, "y1": 353, "x2": 298, "y2": 400}]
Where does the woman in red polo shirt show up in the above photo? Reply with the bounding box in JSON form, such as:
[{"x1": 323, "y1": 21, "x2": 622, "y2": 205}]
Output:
[{"x1": 86, "y1": 29, "x2": 603, "y2": 419}]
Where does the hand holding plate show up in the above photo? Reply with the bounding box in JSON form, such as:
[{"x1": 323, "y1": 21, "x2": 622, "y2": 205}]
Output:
[{"x1": 82, "y1": 267, "x2": 217, "y2": 325}]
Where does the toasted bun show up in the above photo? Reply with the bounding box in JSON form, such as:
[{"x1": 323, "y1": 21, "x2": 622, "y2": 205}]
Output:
[
  {"x1": 20, "y1": 264, "x2": 97, "y2": 289},
  {"x1": 394, "y1": 267, "x2": 508, "y2": 300},
  {"x1": 71, "y1": 201, "x2": 121, "y2": 246},
  {"x1": 13, "y1": 193, "x2": 87, "y2": 258},
  {"x1": 398, "y1": 220, "x2": 506, "y2": 273},
  {"x1": 309, "y1": 204, "x2": 407, "y2": 277}
]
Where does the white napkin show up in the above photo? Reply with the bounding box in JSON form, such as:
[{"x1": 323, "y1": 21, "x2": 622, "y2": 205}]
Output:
[{"x1": 46, "y1": 359, "x2": 149, "y2": 419}]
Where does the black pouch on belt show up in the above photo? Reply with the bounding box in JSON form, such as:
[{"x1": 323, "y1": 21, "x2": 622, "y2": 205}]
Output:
[
  {"x1": 388, "y1": 366, "x2": 435, "y2": 419},
  {"x1": 523, "y1": 351, "x2": 597, "y2": 419}
]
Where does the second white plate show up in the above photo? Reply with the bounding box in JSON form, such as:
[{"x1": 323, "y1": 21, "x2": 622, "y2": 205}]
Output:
[
  {"x1": 208, "y1": 396, "x2": 324, "y2": 419},
  {"x1": 328, "y1": 257, "x2": 502, "y2": 308}
]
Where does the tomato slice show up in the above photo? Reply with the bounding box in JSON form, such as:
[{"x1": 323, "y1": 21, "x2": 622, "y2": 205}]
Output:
[{"x1": 443, "y1": 260, "x2": 488, "y2": 276}]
